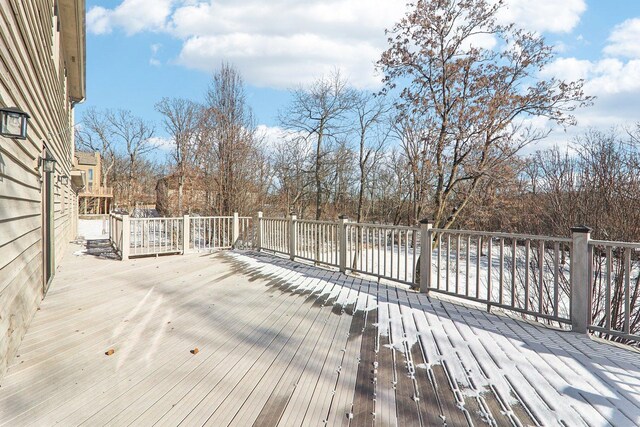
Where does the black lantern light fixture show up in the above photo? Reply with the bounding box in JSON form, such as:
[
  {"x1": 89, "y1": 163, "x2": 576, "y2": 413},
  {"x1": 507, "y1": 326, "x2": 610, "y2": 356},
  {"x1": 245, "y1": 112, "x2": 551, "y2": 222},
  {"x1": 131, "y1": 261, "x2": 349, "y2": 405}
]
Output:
[
  {"x1": 40, "y1": 150, "x2": 57, "y2": 173},
  {"x1": 0, "y1": 106, "x2": 30, "y2": 139},
  {"x1": 57, "y1": 174, "x2": 69, "y2": 185}
]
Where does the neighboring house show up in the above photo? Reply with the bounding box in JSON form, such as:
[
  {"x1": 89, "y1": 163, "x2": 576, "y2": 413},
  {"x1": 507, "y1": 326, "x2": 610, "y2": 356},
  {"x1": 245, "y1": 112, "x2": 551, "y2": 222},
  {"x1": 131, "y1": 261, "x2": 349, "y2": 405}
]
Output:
[
  {"x1": 156, "y1": 171, "x2": 210, "y2": 216},
  {"x1": 74, "y1": 151, "x2": 113, "y2": 215},
  {"x1": 0, "y1": 1, "x2": 86, "y2": 379}
]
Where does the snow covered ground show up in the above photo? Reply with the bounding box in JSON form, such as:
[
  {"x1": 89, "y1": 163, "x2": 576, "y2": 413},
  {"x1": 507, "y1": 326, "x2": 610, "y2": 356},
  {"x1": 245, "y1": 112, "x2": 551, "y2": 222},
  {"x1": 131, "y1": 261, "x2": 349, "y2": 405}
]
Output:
[{"x1": 77, "y1": 219, "x2": 109, "y2": 240}]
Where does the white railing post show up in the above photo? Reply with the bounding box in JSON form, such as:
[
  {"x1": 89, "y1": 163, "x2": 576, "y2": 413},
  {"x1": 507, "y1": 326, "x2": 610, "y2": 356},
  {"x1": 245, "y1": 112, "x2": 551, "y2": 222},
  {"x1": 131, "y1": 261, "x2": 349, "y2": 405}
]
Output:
[
  {"x1": 338, "y1": 215, "x2": 349, "y2": 273},
  {"x1": 121, "y1": 214, "x2": 130, "y2": 261},
  {"x1": 256, "y1": 211, "x2": 263, "y2": 251},
  {"x1": 289, "y1": 213, "x2": 297, "y2": 261},
  {"x1": 419, "y1": 218, "x2": 434, "y2": 293},
  {"x1": 232, "y1": 212, "x2": 239, "y2": 248},
  {"x1": 570, "y1": 225, "x2": 591, "y2": 334},
  {"x1": 182, "y1": 215, "x2": 190, "y2": 254}
]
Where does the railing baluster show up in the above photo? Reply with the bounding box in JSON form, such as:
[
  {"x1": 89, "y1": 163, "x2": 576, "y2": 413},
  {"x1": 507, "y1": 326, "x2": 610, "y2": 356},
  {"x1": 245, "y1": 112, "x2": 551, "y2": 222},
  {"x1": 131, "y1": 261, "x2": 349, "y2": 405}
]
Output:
[
  {"x1": 396, "y1": 229, "x2": 400, "y2": 280},
  {"x1": 499, "y1": 238, "x2": 504, "y2": 305},
  {"x1": 487, "y1": 237, "x2": 492, "y2": 303},
  {"x1": 436, "y1": 233, "x2": 441, "y2": 290},
  {"x1": 554, "y1": 242, "x2": 560, "y2": 319},
  {"x1": 525, "y1": 240, "x2": 530, "y2": 312},
  {"x1": 466, "y1": 235, "x2": 470, "y2": 297},
  {"x1": 404, "y1": 230, "x2": 409, "y2": 282},
  {"x1": 446, "y1": 234, "x2": 451, "y2": 292},
  {"x1": 476, "y1": 236, "x2": 482, "y2": 298},
  {"x1": 624, "y1": 247, "x2": 631, "y2": 334},
  {"x1": 383, "y1": 228, "x2": 387, "y2": 277},
  {"x1": 605, "y1": 246, "x2": 612, "y2": 332},
  {"x1": 456, "y1": 234, "x2": 461, "y2": 294},
  {"x1": 512, "y1": 239, "x2": 517, "y2": 307},
  {"x1": 538, "y1": 240, "x2": 545, "y2": 314}
]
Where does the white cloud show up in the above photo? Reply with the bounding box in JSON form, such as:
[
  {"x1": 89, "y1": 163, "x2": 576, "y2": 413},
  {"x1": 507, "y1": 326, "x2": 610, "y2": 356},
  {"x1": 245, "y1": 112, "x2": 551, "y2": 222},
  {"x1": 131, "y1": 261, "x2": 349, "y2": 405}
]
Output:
[
  {"x1": 86, "y1": 7, "x2": 112, "y2": 35},
  {"x1": 149, "y1": 43, "x2": 163, "y2": 67},
  {"x1": 255, "y1": 124, "x2": 310, "y2": 153},
  {"x1": 540, "y1": 57, "x2": 592, "y2": 82},
  {"x1": 531, "y1": 54, "x2": 640, "y2": 151},
  {"x1": 497, "y1": 0, "x2": 586, "y2": 34},
  {"x1": 255, "y1": 125, "x2": 286, "y2": 150},
  {"x1": 149, "y1": 136, "x2": 174, "y2": 151},
  {"x1": 604, "y1": 18, "x2": 640, "y2": 59},
  {"x1": 88, "y1": 0, "x2": 589, "y2": 90},
  {"x1": 177, "y1": 33, "x2": 383, "y2": 88},
  {"x1": 87, "y1": 0, "x2": 173, "y2": 35},
  {"x1": 169, "y1": 0, "x2": 407, "y2": 89}
]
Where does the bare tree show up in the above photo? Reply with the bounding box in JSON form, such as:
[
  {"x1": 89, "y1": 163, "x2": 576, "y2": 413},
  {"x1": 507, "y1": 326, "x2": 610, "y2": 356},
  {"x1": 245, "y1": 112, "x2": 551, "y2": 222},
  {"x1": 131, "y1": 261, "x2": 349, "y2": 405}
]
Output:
[
  {"x1": 392, "y1": 112, "x2": 435, "y2": 225},
  {"x1": 272, "y1": 135, "x2": 314, "y2": 216},
  {"x1": 155, "y1": 97, "x2": 199, "y2": 214},
  {"x1": 199, "y1": 63, "x2": 263, "y2": 215},
  {"x1": 379, "y1": 0, "x2": 593, "y2": 230},
  {"x1": 76, "y1": 108, "x2": 157, "y2": 210},
  {"x1": 352, "y1": 92, "x2": 392, "y2": 223},
  {"x1": 105, "y1": 110, "x2": 156, "y2": 208},
  {"x1": 280, "y1": 70, "x2": 357, "y2": 219},
  {"x1": 75, "y1": 106, "x2": 116, "y2": 190}
]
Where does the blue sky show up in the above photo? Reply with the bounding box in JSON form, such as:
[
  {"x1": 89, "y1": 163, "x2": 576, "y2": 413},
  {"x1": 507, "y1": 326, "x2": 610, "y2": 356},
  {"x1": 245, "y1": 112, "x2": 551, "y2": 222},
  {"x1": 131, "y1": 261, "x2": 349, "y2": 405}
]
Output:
[{"x1": 79, "y1": 0, "x2": 640, "y2": 150}]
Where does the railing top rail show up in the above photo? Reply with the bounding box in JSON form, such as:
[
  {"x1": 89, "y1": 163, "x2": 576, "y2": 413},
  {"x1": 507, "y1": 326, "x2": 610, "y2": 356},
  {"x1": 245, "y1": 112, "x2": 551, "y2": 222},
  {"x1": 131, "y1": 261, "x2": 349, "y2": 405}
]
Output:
[
  {"x1": 190, "y1": 216, "x2": 252, "y2": 219},
  {"x1": 589, "y1": 239, "x2": 640, "y2": 249},
  {"x1": 431, "y1": 228, "x2": 573, "y2": 243},
  {"x1": 295, "y1": 219, "x2": 338, "y2": 226},
  {"x1": 262, "y1": 217, "x2": 290, "y2": 221},
  {"x1": 348, "y1": 222, "x2": 417, "y2": 231},
  {"x1": 130, "y1": 216, "x2": 184, "y2": 221}
]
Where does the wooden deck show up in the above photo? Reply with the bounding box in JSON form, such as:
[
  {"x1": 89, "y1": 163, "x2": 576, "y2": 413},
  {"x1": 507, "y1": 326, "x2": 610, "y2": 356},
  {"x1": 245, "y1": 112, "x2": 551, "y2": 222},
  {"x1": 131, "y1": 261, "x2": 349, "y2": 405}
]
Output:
[{"x1": 1, "y1": 242, "x2": 639, "y2": 426}]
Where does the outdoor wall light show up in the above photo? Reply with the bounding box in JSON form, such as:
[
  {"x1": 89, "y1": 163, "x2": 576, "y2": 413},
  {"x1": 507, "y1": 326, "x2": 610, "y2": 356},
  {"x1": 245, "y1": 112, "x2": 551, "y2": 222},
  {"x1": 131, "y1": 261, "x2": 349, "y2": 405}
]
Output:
[
  {"x1": 0, "y1": 106, "x2": 30, "y2": 139},
  {"x1": 40, "y1": 151, "x2": 57, "y2": 173},
  {"x1": 57, "y1": 174, "x2": 69, "y2": 185}
]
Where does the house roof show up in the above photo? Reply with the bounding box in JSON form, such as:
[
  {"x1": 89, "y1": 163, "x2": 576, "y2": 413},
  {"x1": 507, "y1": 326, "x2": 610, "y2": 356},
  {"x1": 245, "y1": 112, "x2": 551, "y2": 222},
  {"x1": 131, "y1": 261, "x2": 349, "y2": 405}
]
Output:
[{"x1": 75, "y1": 151, "x2": 97, "y2": 165}]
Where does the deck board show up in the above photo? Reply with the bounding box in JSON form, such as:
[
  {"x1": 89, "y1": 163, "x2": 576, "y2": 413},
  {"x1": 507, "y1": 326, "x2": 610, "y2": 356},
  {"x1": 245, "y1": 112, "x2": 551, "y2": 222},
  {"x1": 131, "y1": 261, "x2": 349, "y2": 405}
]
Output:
[{"x1": 1, "y1": 243, "x2": 639, "y2": 426}]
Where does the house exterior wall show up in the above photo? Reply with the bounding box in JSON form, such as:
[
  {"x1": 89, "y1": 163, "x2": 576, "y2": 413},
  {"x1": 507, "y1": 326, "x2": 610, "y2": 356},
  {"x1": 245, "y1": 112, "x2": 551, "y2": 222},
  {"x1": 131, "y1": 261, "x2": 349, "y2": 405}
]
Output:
[{"x1": 0, "y1": 0, "x2": 85, "y2": 379}]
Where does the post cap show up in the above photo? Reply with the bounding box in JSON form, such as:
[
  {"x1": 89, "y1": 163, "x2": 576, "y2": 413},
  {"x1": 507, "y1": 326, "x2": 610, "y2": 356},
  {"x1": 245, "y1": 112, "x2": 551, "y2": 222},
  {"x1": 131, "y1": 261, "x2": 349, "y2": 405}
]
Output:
[
  {"x1": 419, "y1": 217, "x2": 434, "y2": 225},
  {"x1": 570, "y1": 225, "x2": 592, "y2": 233},
  {"x1": 338, "y1": 214, "x2": 349, "y2": 220}
]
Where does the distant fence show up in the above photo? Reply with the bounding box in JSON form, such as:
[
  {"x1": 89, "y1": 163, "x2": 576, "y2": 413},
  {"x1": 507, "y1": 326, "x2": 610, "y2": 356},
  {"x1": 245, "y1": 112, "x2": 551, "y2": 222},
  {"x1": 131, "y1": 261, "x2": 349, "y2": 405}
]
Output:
[
  {"x1": 109, "y1": 213, "x2": 251, "y2": 259},
  {"x1": 256, "y1": 214, "x2": 640, "y2": 345}
]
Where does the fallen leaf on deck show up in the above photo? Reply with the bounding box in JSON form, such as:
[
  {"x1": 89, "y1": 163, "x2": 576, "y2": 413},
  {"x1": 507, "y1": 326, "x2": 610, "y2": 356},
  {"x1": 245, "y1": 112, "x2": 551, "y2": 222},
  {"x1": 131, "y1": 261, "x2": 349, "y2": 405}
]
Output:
[
  {"x1": 191, "y1": 348, "x2": 199, "y2": 355},
  {"x1": 105, "y1": 349, "x2": 115, "y2": 356}
]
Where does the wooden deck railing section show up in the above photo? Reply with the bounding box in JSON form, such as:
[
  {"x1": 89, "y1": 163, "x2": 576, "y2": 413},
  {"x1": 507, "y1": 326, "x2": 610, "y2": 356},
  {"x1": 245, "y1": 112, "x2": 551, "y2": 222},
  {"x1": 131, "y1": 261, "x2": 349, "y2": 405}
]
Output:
[
  {"x1": 107, "y1": 212, "x2": 639, "y2": 344},
  {"x1": 108, "y1": 213, "x2": 252, "y2": 260},
  {"x1": 257, "y1": 215, "x2": 639, "y2": 345}
]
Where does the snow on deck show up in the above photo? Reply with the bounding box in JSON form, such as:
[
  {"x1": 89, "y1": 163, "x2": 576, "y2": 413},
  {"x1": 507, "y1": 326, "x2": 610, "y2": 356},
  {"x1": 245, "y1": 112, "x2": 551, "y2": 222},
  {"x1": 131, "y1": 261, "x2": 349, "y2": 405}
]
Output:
[{"x1": 0, "y1": 244, "x2": 638, "y2": 426}]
